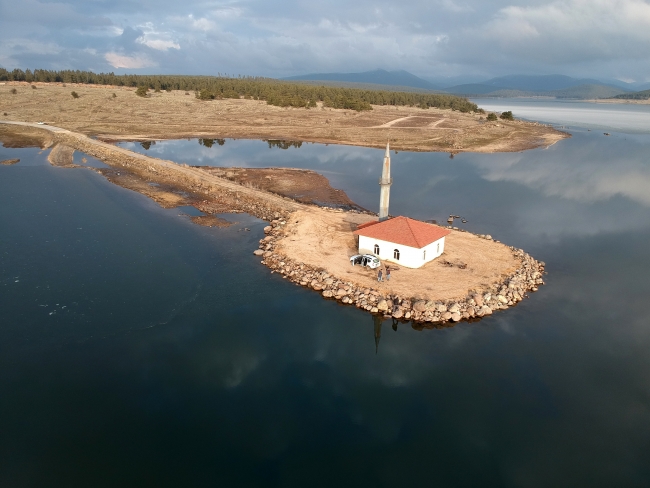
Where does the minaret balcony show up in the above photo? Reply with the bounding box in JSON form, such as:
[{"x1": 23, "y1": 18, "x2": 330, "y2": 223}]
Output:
[{"x1": 379, "y1": 177, "x2": 393, "y2": 185}]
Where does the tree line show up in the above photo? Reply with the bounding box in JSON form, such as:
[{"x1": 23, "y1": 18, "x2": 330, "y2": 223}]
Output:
[
  {"x1": 0, "y1": 67, "x2": 478, "y2": 113},
  {"x1": 613, "y1": 89, "x2": 650, "y2": 100}
]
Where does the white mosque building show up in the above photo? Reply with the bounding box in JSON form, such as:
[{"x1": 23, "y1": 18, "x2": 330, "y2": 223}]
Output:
[{"x1": 353, "y1": 144, "x2": 450, "y2": 269}]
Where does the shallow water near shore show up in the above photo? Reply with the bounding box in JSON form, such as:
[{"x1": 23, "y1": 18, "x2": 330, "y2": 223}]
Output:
[{"x1": 2, "y1": 101, "x2": 650, "y2": 486}]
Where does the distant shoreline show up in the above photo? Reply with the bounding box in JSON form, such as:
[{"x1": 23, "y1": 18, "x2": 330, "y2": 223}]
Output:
[
  {"x1": 585, "y1": 98, "x2": 650, "y2": 105},
  {"x1": 1, "y1": 82, "x2": 567, "y2": 153}
]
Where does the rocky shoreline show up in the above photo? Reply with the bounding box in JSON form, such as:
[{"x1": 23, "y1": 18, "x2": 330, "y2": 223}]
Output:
[{"x1": 255, "y1": 209, "x2": 545, "y2": 325}]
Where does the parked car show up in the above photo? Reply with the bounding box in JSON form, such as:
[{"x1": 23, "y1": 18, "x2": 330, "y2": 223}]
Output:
[{"x1": 350, "y1": 254, "x2": 381, "y2": 269}]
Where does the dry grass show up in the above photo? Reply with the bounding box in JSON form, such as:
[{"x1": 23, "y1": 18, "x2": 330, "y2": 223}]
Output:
[{"x1": 0, "y1": 81, "x2": 568, "y2": 153}]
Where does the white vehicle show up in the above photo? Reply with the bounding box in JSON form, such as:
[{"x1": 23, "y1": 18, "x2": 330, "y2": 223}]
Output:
[{"x1": 350, "y1": 254, "x2": 381, "y2": 269}]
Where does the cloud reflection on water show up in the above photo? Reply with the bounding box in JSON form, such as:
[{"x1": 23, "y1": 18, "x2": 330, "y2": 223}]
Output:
[{"x1": 470, "y1": 133, "x2": 650, "y2": 206}]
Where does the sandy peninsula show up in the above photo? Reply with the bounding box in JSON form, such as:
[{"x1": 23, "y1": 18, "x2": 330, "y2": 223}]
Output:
[
  {"x1": 0, "y1": 121, "x2": 545, "y2": 325},
  {"x1": 1, "y1": 82, "x2": 567, "y2": 153}
]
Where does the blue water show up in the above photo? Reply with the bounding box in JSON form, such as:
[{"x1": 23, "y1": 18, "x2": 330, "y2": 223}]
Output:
[{"x1": 2, "y1": 100, "x2": 650, "y2": 486}]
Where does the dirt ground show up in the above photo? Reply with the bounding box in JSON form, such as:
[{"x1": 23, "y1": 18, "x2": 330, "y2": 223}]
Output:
[
  {"x1": 47, "y1": 144, "x2": 76, "y2": 167},
  {"x1": 277, "y1": 208, "x2": 519, "y2": 301},
  {"x1": 199, "y1": 166, "x2": 368, "y2": 211},
  {"x1": 0, "y1": 82, "x2": 567, "y2": 153}
]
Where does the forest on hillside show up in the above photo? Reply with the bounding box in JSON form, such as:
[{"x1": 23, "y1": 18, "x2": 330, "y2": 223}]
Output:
[
  {"x1": 613, "y1": 89, "x2": 650, "y2": 100},
  {"x1": 0, "y1": 68, "x2": 478, "y2": 112}
]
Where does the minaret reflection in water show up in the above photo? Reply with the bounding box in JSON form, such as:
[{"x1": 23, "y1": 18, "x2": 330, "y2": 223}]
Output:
[
  {"x1": 373, "y1": 315, "x2": 383, "y2": 354},
  {"x1": 372, "y1": 315, "x2": 402, "y2": 354}
]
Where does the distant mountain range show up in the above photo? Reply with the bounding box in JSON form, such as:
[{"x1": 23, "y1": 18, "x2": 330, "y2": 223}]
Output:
[
  {"x1": 284, "y1": 69, "x2": 439, "y2": 90},
  {"x1": 442, "y1": 74, "x2": 632, "y2": 98},
  {"x1": 283, "y1": 70, "x2": 650, "y2": 99}
]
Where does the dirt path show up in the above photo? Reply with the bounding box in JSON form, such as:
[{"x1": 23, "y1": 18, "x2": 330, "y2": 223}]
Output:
[
  {"x1": 0, "y1": 121, "x2": 304, "y2": 215},
  {"x1": 373, "y1": 116, "x2": 415, "y2": 128}
]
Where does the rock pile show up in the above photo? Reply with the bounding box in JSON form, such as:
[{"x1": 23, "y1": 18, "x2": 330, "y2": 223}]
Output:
[{"x1": 257, "y1": 218, "x2": 546, "y2": 325}]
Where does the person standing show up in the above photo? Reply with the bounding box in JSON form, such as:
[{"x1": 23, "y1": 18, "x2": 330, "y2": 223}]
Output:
[
  {"x1": 386, "y1": 266, "x2": 391, "y2": 281},
  {"x1": 377, "y1": 269, "x2": 383, "y2": 282}
]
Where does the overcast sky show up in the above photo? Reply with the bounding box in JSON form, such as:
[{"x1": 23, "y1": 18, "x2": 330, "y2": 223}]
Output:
[{"x1": 1, "y1": 0, "x2": 649, "y2": 82}]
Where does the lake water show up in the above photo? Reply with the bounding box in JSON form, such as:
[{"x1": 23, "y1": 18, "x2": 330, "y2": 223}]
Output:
[{"x1": 2, "y1": 100, "x2": 650, "y2": 486}]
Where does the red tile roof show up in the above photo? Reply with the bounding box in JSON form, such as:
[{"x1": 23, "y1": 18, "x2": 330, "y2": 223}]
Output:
[{"x1": 354, "y1": 216, "x2": 450, "y2": 249}]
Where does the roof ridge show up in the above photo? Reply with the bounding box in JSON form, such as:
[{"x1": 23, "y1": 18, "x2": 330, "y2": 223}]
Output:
[
  {"x1": 405, "y1": 217, "x2": 425, "y2": 248},
  {"x1": 403, "y1": 217, "x2": 417, "y2": 247}
]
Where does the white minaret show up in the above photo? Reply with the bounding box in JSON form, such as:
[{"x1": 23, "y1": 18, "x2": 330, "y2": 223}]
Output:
[{"x1": 378, "y1": 142, "x2": 392, "y2": 221}]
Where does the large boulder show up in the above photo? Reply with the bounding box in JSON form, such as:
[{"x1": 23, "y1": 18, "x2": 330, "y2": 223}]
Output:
[
  {"x1": 413, "y1": 300, "x2": 427, "y2": 313},
  {"x1": 450, "y1": 312, "x2": 462, "y2": 322},
  {"x1": 473, "y1": 294, "x2": 484, "y2": 307},
  {"x1": 253, "y1": 249, "x2": 264, "y2": 256},
  {"x1": 376, "y1": 300, "x2": 388, "y2": 312}
]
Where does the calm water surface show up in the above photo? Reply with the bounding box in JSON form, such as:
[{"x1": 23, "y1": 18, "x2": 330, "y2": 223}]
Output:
[{"x1": 2, "y1": 101, "x2": 650, "y2": 487}]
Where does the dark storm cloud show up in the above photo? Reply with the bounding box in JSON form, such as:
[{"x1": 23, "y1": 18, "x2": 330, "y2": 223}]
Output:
[{"x1": 0, "y1": 0, "x2": 649, "y2": 81}]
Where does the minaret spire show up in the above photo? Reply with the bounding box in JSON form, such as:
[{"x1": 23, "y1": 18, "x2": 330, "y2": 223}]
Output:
[{"x1": 378, "y1": 142, "x2": 392, "y2": 221}]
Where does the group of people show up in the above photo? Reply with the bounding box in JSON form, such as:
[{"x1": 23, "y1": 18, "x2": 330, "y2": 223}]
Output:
[{"x1": 377, "y1": 266, "x2": 391, "y2": 282}]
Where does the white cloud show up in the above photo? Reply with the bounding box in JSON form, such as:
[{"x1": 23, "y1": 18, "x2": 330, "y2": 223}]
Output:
[
  {"x1": 192, "y1": 17, "x2": 215, "y2": 31},
  {"x1": 480, "y1": 0, "x2": 650, "y2": 61},
  {"x1": 133, "y1": 22, "x2": 181, "y2": 51},
  {"x1": 440, "y1": 0, "x2": 474, "y2": 13},
  {"x1": 137, "y1": 38, "x2": 181, "y2": 51},
  {"x1": 104, "y1": 52, "x2": 157, "y2": 69}
]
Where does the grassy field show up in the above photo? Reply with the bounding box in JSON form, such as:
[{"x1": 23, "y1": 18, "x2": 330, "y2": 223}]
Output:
[{"x1": 0, "y1": 82, "x2": 567, "y2": 152}]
